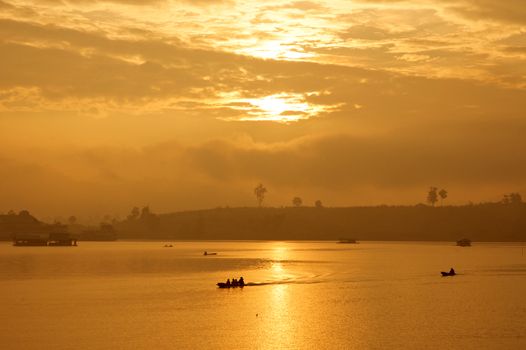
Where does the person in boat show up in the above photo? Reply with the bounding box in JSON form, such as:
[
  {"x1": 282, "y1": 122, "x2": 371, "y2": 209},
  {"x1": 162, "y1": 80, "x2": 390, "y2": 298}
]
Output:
[
  {"x1": 239, "y1": 277, "x2": 245, "y2": 287},
  {"x1": 449, "y1": 268, "x2": 455, "y2": 275},
  {"x1": 226, "y1": 279, "x2": 231, "y2": 287},
  {"x1": 232, "y1": 278, "x2": 238, "y2": 286}
]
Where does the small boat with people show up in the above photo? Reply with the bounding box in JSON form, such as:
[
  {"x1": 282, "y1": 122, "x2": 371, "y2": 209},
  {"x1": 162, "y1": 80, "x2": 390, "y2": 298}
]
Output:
[
  {"x1": 217, "y1": 277, "x2": 245, "y2": 288},
  {"x1": 441, "y1": 268, "x2": 456, "y2": 277}
]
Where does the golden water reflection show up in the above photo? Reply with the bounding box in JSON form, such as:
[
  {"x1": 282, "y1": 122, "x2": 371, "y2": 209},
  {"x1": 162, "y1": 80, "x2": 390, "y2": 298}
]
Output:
[{"x1": 267, "y1": 264, "x2": 293, "y2": 347}]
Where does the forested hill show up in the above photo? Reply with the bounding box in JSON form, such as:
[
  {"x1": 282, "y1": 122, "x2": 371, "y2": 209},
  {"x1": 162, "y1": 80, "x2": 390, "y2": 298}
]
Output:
[
  {"x1": 115, "y1": 204, "x2": 526, "y2": 242},
  {"x1": 0, "y1": 211, "x2": 54, "y2": 240}
]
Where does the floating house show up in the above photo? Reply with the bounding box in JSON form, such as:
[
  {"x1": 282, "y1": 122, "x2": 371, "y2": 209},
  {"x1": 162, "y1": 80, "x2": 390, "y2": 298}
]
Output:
[
  {"x1": 13, "y1": 232, "x2": 78, "y2": 246},
  {"x1": 13, "y1": 233, "x2": 49, "y2": 246},
  {"x1": 48, "y1": 232, "x2": 78, "y2": 246}
]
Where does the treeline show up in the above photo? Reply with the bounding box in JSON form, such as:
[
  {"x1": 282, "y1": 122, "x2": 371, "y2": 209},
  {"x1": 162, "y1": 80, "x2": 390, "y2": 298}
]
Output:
[
  {"x1": 0, "y1": 210, "x2": 65, "y2": 240},
  {"x1": 113, "y1": 202, "x2": 526, "y2": 242},
  {"x1": 0, "y1": 211, "x2": 115, "y2": 241},
  {"x1": 2, "y1": 202, "x2": 525, "y2": 242}
]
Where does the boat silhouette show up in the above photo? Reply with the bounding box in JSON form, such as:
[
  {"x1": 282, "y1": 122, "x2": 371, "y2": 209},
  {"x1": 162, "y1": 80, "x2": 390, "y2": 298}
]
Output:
[
  {"x1": 217, "y1": 277, "x2": 245, "y2": 288},
  {"x1": 441, "y1": 268, "x2": 456, "y2": 277}
]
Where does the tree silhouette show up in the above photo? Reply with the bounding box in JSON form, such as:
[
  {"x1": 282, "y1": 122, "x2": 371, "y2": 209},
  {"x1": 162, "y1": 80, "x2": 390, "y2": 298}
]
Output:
[
  {"x1": 503, "y1": 192, "x2": 522, "y2": 205},
  {"x1": 68, "y1": 216, "x2": 77, "y2": 225},
  {"x1": 140, "y1": 206, "x2": 151, "y2": 219},
  {"x1": 511, "y1": 193, "x2": 522, "y2": 204},
  {"x1": 315, "y1": 200, "x2": 323, "y2": 208},
  {"x1": 292, "y1": 197, "x2": 303, "y2": 207},
  {"x1": 254, "y1": 184, "x2": 267, "y2": 207},
  {"x1": 427, "y1": 187, "x2": 438, "y2": 206},
  {"x1": 438, "y1": 189, "x2": 448, "y2": 206},
  {"x1": 127, "y1": 207, "x2": 140, "y2": 220}
]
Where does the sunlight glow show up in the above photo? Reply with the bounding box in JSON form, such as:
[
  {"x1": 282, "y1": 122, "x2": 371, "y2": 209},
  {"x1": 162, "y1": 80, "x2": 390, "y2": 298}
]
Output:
[
  {"x1": 271, "y1": 244, "x2": 288, "y2": 279},
  {"x1": 272, "y1": 261, "x2": 284, "y2": 275},
  {"x1": 238, "y1": 41, "x2": 314, "y2": 60},
  {"x1": 251, "y1": 95, "x2": 305, "y2": 116},
  {"x1": 222, "y1": 93, "x2": 331, "y2": 123}
]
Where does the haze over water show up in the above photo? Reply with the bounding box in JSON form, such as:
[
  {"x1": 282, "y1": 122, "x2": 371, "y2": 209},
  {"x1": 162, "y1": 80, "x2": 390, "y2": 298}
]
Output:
[{"x1": 1, "y1": 241, "x2": 525, "y2": 349}]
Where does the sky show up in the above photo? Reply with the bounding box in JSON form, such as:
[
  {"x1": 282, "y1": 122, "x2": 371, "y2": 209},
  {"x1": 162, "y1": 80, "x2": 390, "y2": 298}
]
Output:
[{"x1": 1, "y1": 0, "x2": 525, "y2": 220}]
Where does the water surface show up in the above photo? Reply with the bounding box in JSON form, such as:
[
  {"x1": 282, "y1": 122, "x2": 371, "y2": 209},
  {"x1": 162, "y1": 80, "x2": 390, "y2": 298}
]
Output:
[{"x1": 1, "y1": 241, "x2": 525, "y2": 349}]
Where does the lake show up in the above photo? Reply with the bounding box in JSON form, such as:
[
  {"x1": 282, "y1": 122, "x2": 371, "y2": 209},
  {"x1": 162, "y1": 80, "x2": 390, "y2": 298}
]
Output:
[{"x1": 1, "y1": 241, "x2": 525, "y2": 349}]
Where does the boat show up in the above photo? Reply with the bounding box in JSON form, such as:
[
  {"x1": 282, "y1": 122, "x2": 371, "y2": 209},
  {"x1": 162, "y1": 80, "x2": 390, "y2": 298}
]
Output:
[
  {"x1": 217, "y1": 277, "x2": 245, "y2": 288},
  {"x1": 441, "y1": 268, "x2": 456, "y2": 277},
  {"x1": 456, "y1": 238, "x2": 471, "y2": 247},
  {"x1": 217, "y1": 282, "x2": 244, "y2": 288},
  {"x1": 338, "y1": 238, "x2": 358, "y2": 244},
  {"x1": 204, "y1": 251, "x2": 217, "y2": 256}
]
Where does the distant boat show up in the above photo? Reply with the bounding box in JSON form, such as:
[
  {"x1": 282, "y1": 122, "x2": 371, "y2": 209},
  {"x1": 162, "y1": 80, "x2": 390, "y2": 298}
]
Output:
[
  {"x1": 204, "y1": 251, "x2": 217, "y2": 256},
  {"x1": 441, "y1": 268, "x2": 456, "y2": 277},
  {"x1": 338, "y1": 238, "x2": 358, "y2": 244},
  {"x1": 456, "y1": 238, "x2": 471, "y2": 247}
]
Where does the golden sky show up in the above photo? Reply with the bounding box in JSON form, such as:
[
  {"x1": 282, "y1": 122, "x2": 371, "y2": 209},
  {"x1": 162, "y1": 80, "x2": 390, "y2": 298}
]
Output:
[{"x1": 1, "y1": 0, "x2": 525, "y2": 219}]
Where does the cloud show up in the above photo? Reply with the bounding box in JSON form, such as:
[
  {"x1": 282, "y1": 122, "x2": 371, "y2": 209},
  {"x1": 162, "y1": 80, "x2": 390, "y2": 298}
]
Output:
[
  {"x1": 28, "y1": 0, "x2": 231, "y2": 5},
  {"x1": 446, "y1": 0, "x2": 526, "y2": 25},
  {"x1": 0, "y1": 0, "x2": 14, "y2": 8},
  {"x1": 340, "y1": 24, "x2": 413, "y2": 41},
  {"x1": 1, "y1": 16, "x2": 525, "y2": 122},
  {"x1": 3, "y1": 116, "x2": 526, "y2": 217}
]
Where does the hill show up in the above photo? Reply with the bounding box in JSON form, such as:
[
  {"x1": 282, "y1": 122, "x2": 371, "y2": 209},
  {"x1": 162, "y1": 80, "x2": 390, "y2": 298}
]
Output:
[{"x1": 114, "y1": 203, "x2": 526, "y2": 241}]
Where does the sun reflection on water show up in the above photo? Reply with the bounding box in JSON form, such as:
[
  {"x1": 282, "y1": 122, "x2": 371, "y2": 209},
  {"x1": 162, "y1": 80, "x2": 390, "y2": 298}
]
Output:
[
  {"x1": 266, "y1": 244, "x2": 293, "y2": 347},
  {"x1": 270, "y1": 244, "x2": 291, "y2": 281}
]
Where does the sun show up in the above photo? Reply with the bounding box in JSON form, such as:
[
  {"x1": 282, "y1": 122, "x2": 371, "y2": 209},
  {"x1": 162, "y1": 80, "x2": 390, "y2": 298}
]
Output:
[
  {"x1": 251, "y1": 95, "x2": 302, "y2": 116},
  {"x1": 238, "y1": 40, "x2": 313, "y2": 60},
  {"x1": 241, "y1": 93, "x2": 317, "y2": 122},
  {"x1": 217, "y1": 92, "x2": 339, "y2": 123}
]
